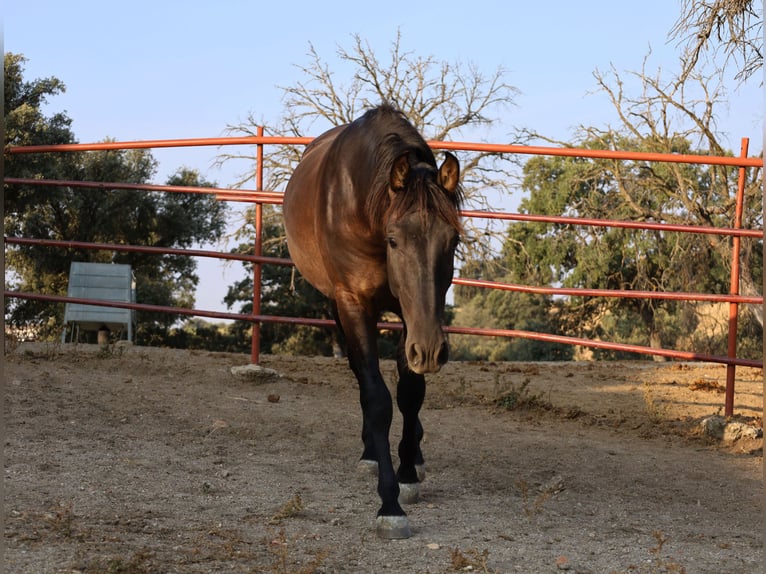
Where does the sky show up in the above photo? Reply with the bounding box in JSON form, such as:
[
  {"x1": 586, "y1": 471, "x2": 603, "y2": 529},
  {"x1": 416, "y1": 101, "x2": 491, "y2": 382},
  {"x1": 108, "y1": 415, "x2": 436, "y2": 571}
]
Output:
[{"x1": 5, "y1": 1, "x2": 763, "y2": 316}]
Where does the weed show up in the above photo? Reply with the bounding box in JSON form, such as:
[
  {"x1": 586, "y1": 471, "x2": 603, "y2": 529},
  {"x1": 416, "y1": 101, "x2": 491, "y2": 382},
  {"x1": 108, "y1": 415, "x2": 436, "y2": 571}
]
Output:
[
  {"x1": 42, "y1": 333, "x2": 65, "y2": 359},
  {"x1": 688, "y1": 378, "x2": 724, "y2": 393},
  {"x1": 440, "y1": 375, "x2": 480, "y2": 407},
  {"x1": 270, "y1": 493, "x2": 304, "y2": 524},
  {"x1": 642, "y1": 382, "x2": 669, "y2": 423},
  {"x1": 515, "y1": 479, "x2": 555, "y2": 520},
  {"x1": 191, "y1": 526, "x2": 259, "y2": 562},
  {"x1": 455, "y1": 375, "x2": 468, "y2": 398},
  {"x1": 449, "y1": 547, "x2": 498, "y2": 573},
  {"x1": 76, "y1": 549, "x2": 154, "y2": 574},
  {"x1": 261, "y1": 528, "x2": 327, "y2": 574},
  {"x1": 97, "y1": 340, "x2": 125, "y2": 359},
  {"x1": 610, "y1": 530, "x2": 687, "y2": 574},
  {"x1": 649, "y1": 530, "x2": 687, "y2": 573},
  {"x1": 495, "y1": 378, "x2": 552, "y2": 412},
  {"x1": 4, "y1": 331, "x2": 20, "y2": 355},
  {"x1": 44, "y1": 501, "x2": 76, "y2": 538}
]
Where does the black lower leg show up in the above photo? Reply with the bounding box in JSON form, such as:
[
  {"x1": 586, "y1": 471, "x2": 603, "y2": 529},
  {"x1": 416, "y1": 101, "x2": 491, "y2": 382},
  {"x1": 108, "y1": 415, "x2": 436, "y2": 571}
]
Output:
[
  {"x1": 396, "y1": 372, "x2": 426, "y2": 484},
  {"x1": 362, "y1": 383, "x2": 403, "y2": 516}
]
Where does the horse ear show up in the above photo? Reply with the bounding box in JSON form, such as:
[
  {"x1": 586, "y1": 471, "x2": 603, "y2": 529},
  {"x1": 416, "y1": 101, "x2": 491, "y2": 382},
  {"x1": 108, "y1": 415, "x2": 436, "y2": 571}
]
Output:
[
  {"x1": 390, "y1": 153, "x2": 410, "y2": 192},
  {"x1": 438, "y1": 152, "x2": 460, "y2": 195}
]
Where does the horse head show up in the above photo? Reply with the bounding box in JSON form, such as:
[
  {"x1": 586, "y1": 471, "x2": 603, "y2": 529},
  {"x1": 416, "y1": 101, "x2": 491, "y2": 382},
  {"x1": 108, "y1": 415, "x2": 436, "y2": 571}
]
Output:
[{"x1": 384, "y1": 151, "x2": 462, "y2": 374}]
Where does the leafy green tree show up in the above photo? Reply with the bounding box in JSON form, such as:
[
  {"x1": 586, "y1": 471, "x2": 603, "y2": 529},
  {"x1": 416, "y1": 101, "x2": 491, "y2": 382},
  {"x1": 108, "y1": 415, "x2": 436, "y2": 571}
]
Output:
[
  {"x1": 452, "y1": 238, "x2": 572, "y2": 361},
  {"x1": 475, "y1": 132, "x2": 762, "y2": 359},
  {"x1": 4, "y1": 54, "x2": 229, "y2": 344},
  {"x1": 164, "y1": 318, "x2": 244, "y2": 352},
  {"x1": 454, "y1": 27, "x2": 762, "y2": 360},
  {"x1": 4, "y1": 53, "x2": 79, "y2": 217},
  {"x1": 456, "y1": 16, "x2": 762, "y2": 362}
]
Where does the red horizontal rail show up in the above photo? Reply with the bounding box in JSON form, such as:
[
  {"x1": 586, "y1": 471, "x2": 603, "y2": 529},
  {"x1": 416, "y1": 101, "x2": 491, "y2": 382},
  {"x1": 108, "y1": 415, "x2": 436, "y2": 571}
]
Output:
[
  {"x1": 452, "y1": 277, "x2": 763, "y2": 305},
  {"x1": 6, "y1": 290, "x2": 761, "y2": 369},
  {"x1": 3, "y1": 136, "x2": 314, "y2": 154},
  {"x1": 460, "y1": 210, "x2": 764, "y2": 238},
  {"x1": 9, "y1": 291, "x2": 250, "y2": 322},
  {"x1": 444, "y1": 324, "x2": 762, "y2": 369},
  {"x1": 3, "y1": 178, "x2": 284, "y2": 205},
  {"x1": 8, "y1": 236, "x2": 760, "y2": 306},
  {"x1": 5, "y1": 178, "x2": 761, "y2": 239},
  {"x1": 6, "y1": 136, "x2": 762, "y2": 168},
  {"x1": 433, "y1": 140, "x2": 764, "y2": 168},
  {"x1": 3, "y1": 237, "x2": 293, "y2": 267}
]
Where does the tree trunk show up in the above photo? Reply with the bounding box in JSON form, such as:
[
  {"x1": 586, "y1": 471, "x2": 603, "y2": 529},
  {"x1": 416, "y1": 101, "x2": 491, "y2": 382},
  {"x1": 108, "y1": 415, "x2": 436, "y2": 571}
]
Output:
[{"x1": 649, "y1": 330, "x2": 667, "y2": 362}]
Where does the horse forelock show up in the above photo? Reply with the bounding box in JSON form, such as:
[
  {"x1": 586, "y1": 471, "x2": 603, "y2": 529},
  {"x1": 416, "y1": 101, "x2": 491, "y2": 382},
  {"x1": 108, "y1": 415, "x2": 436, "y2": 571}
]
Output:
[
  {"x1": 357, "y1": 106, "x2": 463, "y2": 234},
  {"x1": 384, "y1": 171, "x2": 464, "y2": 234}
]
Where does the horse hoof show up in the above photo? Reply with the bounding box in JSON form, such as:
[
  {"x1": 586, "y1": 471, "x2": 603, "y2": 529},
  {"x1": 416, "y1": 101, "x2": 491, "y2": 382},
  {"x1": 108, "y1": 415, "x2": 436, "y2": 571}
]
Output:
[
  {"x1": 357, "y1": 459, "x2": 378, "y2": 476},
  {"x1": 415, "y1": 464, "x2": 426, "y2": 482},
  {"x1": 376, "y1": 515, "x2": 412, "y2": 539},
  {"x1": 398, "y1": 482, "x2": 420, "y2": 505}
]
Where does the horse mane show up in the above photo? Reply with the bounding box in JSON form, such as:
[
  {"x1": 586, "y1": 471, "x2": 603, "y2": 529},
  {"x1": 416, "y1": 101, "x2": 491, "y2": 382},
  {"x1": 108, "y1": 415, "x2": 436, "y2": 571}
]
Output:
[{"x1": 361, "y1": 104, "x2": 464, "y2": 232}]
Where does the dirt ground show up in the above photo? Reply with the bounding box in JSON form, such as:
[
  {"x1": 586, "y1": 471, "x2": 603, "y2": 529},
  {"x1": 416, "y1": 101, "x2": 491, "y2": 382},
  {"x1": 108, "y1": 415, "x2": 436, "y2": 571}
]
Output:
[{"x1": 4, "y1": 342, "x2": 763, "y2": 573}]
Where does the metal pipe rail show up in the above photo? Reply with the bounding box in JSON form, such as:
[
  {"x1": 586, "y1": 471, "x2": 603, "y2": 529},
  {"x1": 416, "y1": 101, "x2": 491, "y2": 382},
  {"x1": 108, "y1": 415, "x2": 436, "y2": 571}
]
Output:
[
  {"x1": 5, "y1": 237, "x2": 760, "y2": 306},
  {"x1": 6, "y1": 291, "x2": 760, "y2": 370},
  {"x1": 7, "y1": 177, "x2": 762, "y2": 239},
  {"x1": 8, "y1": 136, "x2": 763, "y2": 167}
]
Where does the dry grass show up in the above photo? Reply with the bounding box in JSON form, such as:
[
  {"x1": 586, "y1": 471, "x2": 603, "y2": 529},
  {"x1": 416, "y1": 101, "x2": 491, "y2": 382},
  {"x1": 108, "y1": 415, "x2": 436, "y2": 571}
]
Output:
[
  {"x1": 260, "y1": 528, "x2": 328, "y2": 574},
  {"x1": 449, "y1": 547, "x2": 498, "y2": 573},
  {"x1": 270, "y1": 493, "x2": 304, "y2": 524}
]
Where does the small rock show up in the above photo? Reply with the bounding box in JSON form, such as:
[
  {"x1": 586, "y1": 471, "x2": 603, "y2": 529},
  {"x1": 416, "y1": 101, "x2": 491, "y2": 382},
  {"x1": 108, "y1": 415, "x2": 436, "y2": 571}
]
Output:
[
  {"x1": 426, "y1": 543, "x2": 440, "y2": 550},
  {"x1": 555, "y1": 555, "x2": 571, "y2": 570},
  {"x1": 267, "y1": 394, "x2": 280, "y2": 403},
  {"x1": 723, "y1": 422, "x2": 763, "y2": 442},
  {"x1": 700, "y1": 415, "x2": 726, "y2": 439},
  {"x1": 540, "y1": 475, "x2": 565, "y2": 494},
  {"x1": 701, "y1": 416, "x2": 763, "y2": 443},
  {"x1": 230, "y1": 364, "x2": 280, "y2": 379},
  {"x1": 209, "y1": 419, "x2": 229, "y2": 433}
]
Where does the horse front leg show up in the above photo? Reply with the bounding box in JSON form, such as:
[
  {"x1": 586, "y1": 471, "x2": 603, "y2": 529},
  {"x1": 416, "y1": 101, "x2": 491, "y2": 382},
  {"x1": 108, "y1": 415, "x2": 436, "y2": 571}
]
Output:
[
  {"x1": 395, "y1": 328, "x2": 427, "y2": 505},
  {"x1": 334, "y1": 293, "x2": 411, "y2": 539}
]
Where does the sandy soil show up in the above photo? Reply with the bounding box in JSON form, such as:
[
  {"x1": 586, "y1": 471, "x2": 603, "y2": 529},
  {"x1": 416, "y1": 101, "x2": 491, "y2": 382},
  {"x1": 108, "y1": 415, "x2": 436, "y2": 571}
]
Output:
[{"x1": 3, "y1": 342, "x2": 763, "y2": 573}]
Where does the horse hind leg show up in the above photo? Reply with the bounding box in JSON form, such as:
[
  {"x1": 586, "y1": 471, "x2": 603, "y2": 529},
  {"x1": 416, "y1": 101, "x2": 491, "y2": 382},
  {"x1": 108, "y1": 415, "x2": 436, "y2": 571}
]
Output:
[{"x1": 333, "y1": 301, "x2": 381, "y2": 476}]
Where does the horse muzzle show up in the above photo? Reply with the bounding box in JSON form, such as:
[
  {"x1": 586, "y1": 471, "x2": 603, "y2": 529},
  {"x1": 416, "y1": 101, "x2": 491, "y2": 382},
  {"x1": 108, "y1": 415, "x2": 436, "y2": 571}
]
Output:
[{"x1": 405, "y1": 334, "x2": 449, "y2": 374}]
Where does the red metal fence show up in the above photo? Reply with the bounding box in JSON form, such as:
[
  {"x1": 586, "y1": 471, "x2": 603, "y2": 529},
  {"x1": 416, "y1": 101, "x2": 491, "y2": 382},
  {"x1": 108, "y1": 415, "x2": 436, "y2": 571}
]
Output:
[{"x1": 4, "y1": 135, "x2": 763, "y2": 416}]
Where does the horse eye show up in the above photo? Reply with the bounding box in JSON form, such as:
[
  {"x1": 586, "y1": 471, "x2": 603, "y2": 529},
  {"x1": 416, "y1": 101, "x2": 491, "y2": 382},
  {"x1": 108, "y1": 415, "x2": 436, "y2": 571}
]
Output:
[{"x1": 386, "y1": 237, "x2": 398, "y2": 249}]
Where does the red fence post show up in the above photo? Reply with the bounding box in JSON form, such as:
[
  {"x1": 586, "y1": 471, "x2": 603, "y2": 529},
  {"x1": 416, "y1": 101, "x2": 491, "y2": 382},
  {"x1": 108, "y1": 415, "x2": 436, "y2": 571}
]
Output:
[
  {"x1": 724, "y1": 137, "x2": 749, "y2": 417},
  {"x1": 251, "y1": 126, "x2": 265, "y2": 364}
]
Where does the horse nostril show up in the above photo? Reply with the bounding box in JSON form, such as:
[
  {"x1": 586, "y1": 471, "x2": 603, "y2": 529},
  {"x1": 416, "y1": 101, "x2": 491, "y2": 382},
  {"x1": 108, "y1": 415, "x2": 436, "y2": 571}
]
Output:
[
  {"x1": 436, "y1": 340, "x2": 449, "y2": 365},
  {"x1": 407, "y1": 343, "x2": 424, "y2": 367}
]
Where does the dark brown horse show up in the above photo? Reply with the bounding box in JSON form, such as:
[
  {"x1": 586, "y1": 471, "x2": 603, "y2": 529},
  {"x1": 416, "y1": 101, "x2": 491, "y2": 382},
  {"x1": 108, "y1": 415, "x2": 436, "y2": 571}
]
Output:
[{"x1": 283, "y1": 104, "x2": 462, "y2": 538}]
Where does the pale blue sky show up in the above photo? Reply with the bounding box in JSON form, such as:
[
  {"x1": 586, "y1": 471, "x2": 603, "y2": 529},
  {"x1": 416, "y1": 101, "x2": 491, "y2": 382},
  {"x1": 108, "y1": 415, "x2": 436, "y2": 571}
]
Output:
[{"x1": 5, "y1": 1, "x2": 762, "y2": 314}]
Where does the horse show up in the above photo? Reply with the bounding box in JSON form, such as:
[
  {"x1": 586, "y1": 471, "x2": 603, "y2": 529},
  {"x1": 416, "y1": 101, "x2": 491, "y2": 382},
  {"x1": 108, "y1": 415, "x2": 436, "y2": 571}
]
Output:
[{"x1": 283, "y1": 104, "x2": 463, "y2": 539}]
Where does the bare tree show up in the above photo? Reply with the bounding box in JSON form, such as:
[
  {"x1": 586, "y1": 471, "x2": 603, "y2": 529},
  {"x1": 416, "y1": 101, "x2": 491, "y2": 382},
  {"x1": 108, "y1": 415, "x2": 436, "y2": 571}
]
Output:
[
  {"x1": 220, "y1": 31, "x2": 524, "y2": 261},
  {"x1": 670, "y1": 0, "x2": 763, "y2": 84},
  {"x1": 586, "y1": 60, "x2": 762, "y2": 325}
]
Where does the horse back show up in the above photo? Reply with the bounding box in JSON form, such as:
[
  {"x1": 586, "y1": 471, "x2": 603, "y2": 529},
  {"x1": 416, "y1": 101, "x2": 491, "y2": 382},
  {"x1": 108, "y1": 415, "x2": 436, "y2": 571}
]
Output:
[
  {"x1": 284, "y1": 107, "x2": 426, "y2": 306},
  {"x1": 283, "y1": 126, "x2": 346, "y2": 298}
]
